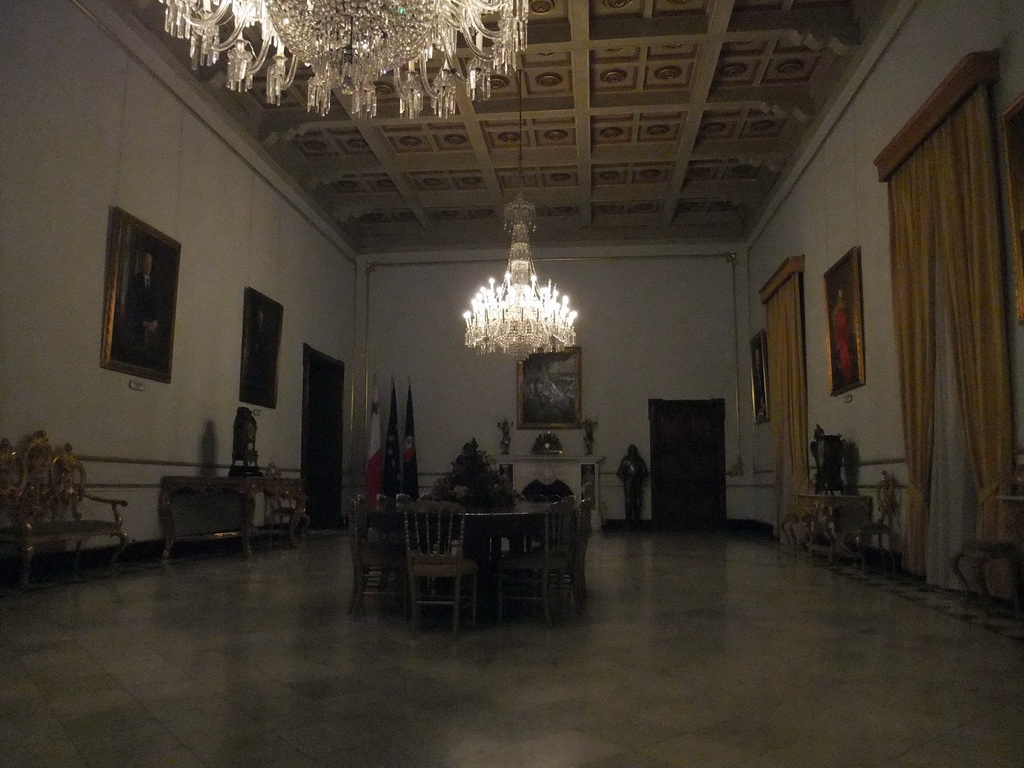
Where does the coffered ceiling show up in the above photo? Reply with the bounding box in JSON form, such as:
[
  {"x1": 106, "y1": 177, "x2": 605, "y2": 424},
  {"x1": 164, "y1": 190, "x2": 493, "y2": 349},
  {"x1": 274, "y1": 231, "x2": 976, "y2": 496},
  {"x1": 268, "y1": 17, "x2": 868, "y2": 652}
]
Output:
[{"x1": 110, "y1": 0, "x2": 896, "y2": 255}]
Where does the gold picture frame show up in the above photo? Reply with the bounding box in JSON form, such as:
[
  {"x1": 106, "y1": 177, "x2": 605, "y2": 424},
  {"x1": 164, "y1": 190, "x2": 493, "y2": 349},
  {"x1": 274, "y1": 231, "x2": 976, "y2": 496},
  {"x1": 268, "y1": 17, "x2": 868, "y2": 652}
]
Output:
[
  {"x1": 823, "y1": 246, "x2": 866, "y2": 396},
  {"x1": 750, "y1": 329, "x2": 769, "y2": 424},
  {"x1": 100, "y1": 207, "x2": 181, "y2": 383},
  {"x1": 1003, "y1": 90, "x2": 1024, "y2": 324},
  {"x1": 517, "y1": 347, "x2": 582, "y2": 429}
]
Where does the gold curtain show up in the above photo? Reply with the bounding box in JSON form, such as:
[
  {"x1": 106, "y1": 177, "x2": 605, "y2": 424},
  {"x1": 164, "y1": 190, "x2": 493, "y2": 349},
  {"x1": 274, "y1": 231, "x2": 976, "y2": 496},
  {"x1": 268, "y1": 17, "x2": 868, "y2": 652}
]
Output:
[
  {"x1": 933, "y1": 89, "x2": 1014, "y2": 581},
  {"x1": 766, "y1": 273, "x2": 809, "y2": 530},
  {"x1": 887, "y1": 86, "x2": 1014, "y2": 589},
  {"x1": 888, "y1": 149, "x2": 937, "y2": 577}
]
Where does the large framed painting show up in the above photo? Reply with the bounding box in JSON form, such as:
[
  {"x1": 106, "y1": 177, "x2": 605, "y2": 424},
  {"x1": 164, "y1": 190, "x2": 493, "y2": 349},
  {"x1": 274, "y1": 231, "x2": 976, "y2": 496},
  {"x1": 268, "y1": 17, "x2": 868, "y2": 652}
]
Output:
[
  {"x1": 750, "y1": 329, "x2": 769, "y2": 424},
  {"x1": 239, "y1": 287, "x2": 283, "y2": 409},
  {"x1": 823, "y1": 246, "x2": 866, "y2": 396},
  {"x1": 517, "y1": 347, "x2": 582, "y2": 429},
  {"x1": 1003, "y1": 90, "x2": 1024, "y2": 323},
  {"x1": 101, "y1": 207, "x2": 181, "y2": 382}
]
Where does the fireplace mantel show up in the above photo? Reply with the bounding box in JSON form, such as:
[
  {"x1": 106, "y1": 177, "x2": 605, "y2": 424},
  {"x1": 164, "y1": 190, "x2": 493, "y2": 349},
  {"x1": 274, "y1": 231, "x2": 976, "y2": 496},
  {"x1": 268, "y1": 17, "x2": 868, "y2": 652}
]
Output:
[{"x1": 497, "y1": 454, "x2": 604, "y2": 529}]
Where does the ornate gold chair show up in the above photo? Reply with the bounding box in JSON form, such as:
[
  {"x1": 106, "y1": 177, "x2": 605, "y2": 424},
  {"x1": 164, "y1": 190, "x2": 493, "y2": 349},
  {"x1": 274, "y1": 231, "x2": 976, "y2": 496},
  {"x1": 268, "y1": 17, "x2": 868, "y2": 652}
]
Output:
[
  {"x1": 403, "y1": 500, "x2": 477, "y2": 635},
  {"x1": 0, "y1": 432, "x2": 128, "y2": 586},
  {"x1": 853, "y1": 470, "x2": 900, "y2": 575},
  {"x1": 949, "y1": 466, "x2": 1024, "y2": 615},
  {"x1": 262, "y1": 462, "x2": 306, "y2": 545},
  {"x1": 348, "y1": 494, "x2": 405, "y2": 616},
  {"x1": 498, "y1": 497, "x2": 576, "y2": 625}
]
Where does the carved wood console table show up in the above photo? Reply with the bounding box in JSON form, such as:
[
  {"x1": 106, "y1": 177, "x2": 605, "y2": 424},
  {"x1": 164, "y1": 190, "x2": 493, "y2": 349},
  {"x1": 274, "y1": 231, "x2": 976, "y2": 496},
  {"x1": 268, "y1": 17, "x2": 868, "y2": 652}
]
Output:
[
  {"x1": 158, "y1": 475, "x2": 307, "y2": 559},
  {"x1": 793, "y1": 493, "x2": 873, "y2": 561}
]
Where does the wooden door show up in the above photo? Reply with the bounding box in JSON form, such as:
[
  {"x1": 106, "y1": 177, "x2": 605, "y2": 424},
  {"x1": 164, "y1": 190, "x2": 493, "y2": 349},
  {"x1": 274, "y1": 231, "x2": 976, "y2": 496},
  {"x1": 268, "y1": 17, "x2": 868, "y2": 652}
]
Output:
[
  {"x1": 302, "y1": 345, "x2": 345, "y2": 528},
  {"x1": 648, "y1": 399, "x2": 726, "y2": 531}
]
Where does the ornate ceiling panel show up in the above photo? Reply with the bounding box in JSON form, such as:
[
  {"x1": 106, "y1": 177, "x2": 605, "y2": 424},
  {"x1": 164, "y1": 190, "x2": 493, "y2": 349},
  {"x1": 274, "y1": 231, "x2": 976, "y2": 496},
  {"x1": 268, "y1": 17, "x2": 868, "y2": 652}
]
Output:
[{"x1": 109, "y1": 0, "x2": 896, "y2": 254}]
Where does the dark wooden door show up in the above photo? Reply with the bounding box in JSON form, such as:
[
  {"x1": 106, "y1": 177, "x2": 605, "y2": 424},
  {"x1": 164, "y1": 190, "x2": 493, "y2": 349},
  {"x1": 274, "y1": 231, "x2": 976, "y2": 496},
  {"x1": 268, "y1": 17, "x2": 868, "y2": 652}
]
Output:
[
  {"x1": 648, "y1": 399, "x2": 726, "y2": 531},
  {"x1": 302, "y1": 345, "x2": 345, "y2": 529}
]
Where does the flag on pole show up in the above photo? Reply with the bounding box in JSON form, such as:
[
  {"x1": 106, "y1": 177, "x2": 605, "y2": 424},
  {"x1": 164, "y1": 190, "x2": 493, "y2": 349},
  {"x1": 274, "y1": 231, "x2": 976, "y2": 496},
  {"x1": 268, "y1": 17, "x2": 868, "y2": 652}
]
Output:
[
  {"x1": 402, "y1": 382, "x2": 419, "y2": 499},
  {"x1": 366, "y1": 378, "x2": 382, "y2": 504},
  {"x1": 383, "y1": 377, "x2": 401, "y2": 496}
]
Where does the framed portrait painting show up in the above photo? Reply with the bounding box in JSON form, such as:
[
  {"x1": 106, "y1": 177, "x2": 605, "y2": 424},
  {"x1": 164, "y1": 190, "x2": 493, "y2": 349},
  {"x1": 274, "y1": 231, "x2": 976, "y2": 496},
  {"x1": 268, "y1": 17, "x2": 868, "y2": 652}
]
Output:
[
  {"x1": 517, "y1": 347, "x2": 582, "y2": 429},
  {"x1": 750, "y1": 329, "x2": 769, "y2": 424},
  {"x1": 101, "y1": 207, "x2": 181, "y2": 382},
  {"x1": 239, "y1": 287, "x2": 283, "y2": 409},
  {"x1": 823, "y1": 246, "x2": 866, "y2": 396}
]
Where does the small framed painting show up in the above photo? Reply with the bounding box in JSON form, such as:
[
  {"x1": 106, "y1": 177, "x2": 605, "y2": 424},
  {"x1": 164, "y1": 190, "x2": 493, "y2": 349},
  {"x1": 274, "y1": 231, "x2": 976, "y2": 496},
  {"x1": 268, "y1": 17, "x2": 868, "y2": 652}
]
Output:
[
  {"x1": 239, "y1": 287, "x2": 283, "y2": 408},
  {"x1": 823, "y1": 246, "x2": 866, "y2": 396},
  {"x1": 101, "y1": 207, "x2": 181, "y2": 383},
  {"x1": 750, "y1": 330, "x2": 769, "y2": 424},
  {"x1": 517, "y1": 347, "x2": 582, "y2": 429}
]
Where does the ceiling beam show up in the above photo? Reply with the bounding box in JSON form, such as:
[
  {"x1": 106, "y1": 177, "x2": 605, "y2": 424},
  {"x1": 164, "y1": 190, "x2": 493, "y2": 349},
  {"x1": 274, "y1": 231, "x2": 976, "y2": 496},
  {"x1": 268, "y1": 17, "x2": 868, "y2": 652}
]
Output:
[
  {"x1": 568, "y1": 0, "x2": 592, "y2": 227},
  {"x1": 453, "y1": 87, "x2": 507, "y2": 213},
  {"x1": 661, "y1": 0, "x2": 736, "y2": 225}
]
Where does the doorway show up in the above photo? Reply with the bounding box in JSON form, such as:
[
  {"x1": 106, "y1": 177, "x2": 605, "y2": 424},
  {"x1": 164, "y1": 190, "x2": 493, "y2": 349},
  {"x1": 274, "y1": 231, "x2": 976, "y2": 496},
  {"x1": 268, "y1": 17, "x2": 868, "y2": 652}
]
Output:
[
  {"x1": 648, "y1": 398, "x2": 726, "y2": 531},
  {"x1": 302, "y1": 345, "x2": 345, "y2": 529}
]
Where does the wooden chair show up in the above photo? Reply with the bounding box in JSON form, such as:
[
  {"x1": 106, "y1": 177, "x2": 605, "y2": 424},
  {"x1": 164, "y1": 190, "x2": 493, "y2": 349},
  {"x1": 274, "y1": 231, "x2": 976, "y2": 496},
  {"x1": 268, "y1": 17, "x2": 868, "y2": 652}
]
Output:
[
  {"x1": 570, "y1": 497, "x2": 593, "y2": 609},
  {"x1": 348, "y1": 494, "x2": 405, "y2": 616},
  {"x1": 498, "y1": 497, "x2": 577, "y2": 625},
  {"x1": 403, "y1": 500, "x2": 478, "y2": 635}
]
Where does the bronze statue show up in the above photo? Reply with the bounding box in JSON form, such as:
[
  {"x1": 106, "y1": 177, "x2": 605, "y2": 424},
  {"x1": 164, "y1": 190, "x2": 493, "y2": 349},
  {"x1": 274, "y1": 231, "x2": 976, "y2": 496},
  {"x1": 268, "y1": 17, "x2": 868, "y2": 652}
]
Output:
[
  {"x1": 582, "y1": 419, "x2": 595, "y2": 455},
  {"x1": 497, "y1": 418, "x2": 511, "y2": 455},
  {"x1": 616, "y1": 444, "x2": 649, "y2": 530},
  {"x1": 229, "y1": 407, "x2": 262, "y2": 477}
]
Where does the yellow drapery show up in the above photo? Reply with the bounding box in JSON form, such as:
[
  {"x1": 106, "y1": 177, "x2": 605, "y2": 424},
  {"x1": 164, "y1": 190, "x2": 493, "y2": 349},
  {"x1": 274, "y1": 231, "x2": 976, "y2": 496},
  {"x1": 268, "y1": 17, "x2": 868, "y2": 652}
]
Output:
[
  {"x1": 886, "y1": 87, "x2": 1014, "y2": 590},
  {"x1": 934, "y1": 88, "x2": 1014, "y2": 565},
  {"x1": 765, "y1": 270, "x2": 809, "y2": 530},
  {"x1": 888, "y1": 150, "x2": 936, "y2": 577}
]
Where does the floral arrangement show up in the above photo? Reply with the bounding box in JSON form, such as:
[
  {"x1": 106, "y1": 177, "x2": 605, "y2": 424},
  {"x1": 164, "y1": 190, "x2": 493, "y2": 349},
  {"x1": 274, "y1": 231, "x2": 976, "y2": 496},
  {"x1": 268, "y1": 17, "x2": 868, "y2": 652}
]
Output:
[{"x1": 426, "y1": 438, "x2": 517, "y2": 509}]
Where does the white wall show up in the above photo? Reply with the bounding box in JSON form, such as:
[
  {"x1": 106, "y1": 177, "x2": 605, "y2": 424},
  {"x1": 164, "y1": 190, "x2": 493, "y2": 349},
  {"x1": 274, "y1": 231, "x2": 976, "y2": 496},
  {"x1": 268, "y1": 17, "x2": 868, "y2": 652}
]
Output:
[
  {"x1": 746, "y1": 0, "x2": 1024, "y2": 570},
  {"x1": 362, "y1": 244, "x2": 755, "y2": 523},
  {"x1": 0, "y1": 2, "x2": 357, "y2": 543}
]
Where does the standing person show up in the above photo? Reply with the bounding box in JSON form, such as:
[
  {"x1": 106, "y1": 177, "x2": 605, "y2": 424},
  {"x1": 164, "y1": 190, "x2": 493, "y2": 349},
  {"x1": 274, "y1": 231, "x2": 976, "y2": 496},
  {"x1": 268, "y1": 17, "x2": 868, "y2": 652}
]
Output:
[
  {"x1": 616, "y1": 444, "x2": 649, "y2": 530},
  {"x1": 121, "y1": 251, "x2": 161, "y2": 365}
]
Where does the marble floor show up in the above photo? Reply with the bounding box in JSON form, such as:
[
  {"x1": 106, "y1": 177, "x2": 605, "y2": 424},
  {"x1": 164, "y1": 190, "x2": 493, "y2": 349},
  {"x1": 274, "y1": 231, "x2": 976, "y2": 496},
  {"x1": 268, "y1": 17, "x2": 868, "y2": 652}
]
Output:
[{"x1": 1, "y1": 531, "x2": 1022, "y2": 768}]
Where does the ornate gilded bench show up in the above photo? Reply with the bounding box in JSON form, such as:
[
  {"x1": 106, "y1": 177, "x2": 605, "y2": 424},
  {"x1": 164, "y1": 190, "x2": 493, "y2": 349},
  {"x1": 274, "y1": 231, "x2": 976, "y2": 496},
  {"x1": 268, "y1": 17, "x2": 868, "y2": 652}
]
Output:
[{"x1": 0, "y1": 431, "x2": 129, "y2": 586}]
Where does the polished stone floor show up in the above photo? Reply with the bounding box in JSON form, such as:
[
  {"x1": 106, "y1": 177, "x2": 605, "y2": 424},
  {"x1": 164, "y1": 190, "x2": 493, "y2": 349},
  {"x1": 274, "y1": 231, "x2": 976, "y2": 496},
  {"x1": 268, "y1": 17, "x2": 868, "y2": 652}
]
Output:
[{"x1": 1, "y1": 531, "x2": 1022, "y2": 768}]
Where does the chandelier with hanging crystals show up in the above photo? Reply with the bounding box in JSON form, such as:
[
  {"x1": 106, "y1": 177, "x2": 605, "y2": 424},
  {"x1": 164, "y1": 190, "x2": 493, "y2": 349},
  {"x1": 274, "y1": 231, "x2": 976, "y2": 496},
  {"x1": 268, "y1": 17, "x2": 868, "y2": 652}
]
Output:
[
  {"x1": 159, "y1": 1, "x2": 528, "y2": 118},
  {"x1": 463, "y1": 193, "x2": 577, "y2": 360}
]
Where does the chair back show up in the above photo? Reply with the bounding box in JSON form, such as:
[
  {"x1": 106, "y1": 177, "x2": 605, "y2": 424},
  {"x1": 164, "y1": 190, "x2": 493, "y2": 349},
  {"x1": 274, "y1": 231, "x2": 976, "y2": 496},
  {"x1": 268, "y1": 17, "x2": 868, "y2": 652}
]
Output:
[
  {"x1": 350, "y1": 494, "x2": 369, "y2": 553},
  {"x1": 544, "y1": 496, "x2": 577, "y2": 558},
  {"x1": 577, "y1": 497, "x2": 594, "y2": 547},
  {"x1": 876, "y1": 471, "x2": 899, "y2": 527},
  {"x1": 404, "y1": 500, "x2": 467, "y2": 562}
]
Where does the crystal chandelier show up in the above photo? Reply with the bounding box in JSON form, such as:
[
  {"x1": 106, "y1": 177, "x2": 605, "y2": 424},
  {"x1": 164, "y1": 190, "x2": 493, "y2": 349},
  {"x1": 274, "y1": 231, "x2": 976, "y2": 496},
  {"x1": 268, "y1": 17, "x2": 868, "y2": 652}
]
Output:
[
  {"x1": 158, "y1": 1, "x2": 528, "y2": 118},
  {"x1": 462, "y1": 75, "x2": 578, "y2": 360}
]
